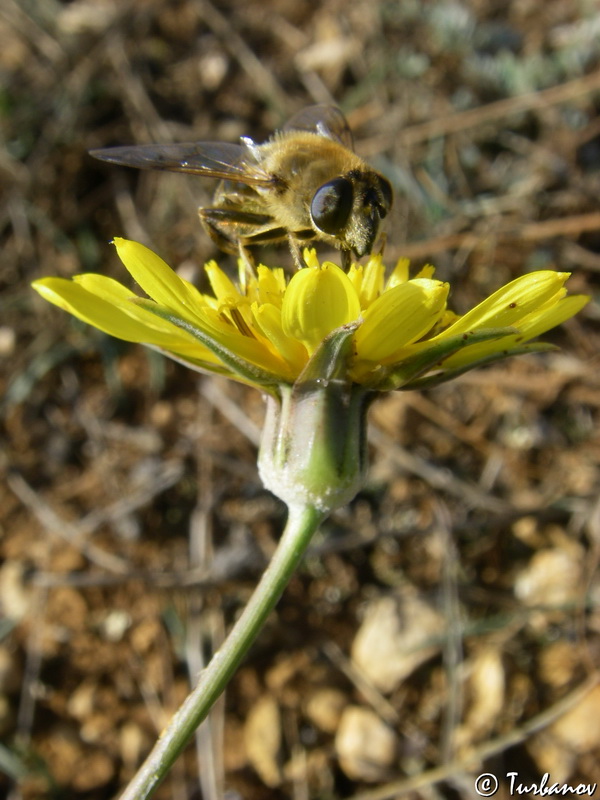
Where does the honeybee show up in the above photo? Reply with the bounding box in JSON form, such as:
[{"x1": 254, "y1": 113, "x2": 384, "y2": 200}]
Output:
[{"x1": 90, "y1": 105, "x2": 392, "y2": 265}]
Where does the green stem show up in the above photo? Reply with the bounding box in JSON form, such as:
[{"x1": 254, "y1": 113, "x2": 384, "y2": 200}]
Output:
[{"x1": 118, "y1": 503, "x2": 325, "y2": 800}]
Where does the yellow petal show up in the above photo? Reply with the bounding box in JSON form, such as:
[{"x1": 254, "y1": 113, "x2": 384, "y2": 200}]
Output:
[
  {"x1": 355, "y1": 278, "x2": 449, "y2": 361},
  {"x1": 256, "y1": 265, "x2": 286, "y2": 307},
  {"x1": 441, "y1": 293, "x2": 590, "y2": 370},
  {"x1": 385, "y1": 257, "x2": 410, "y2": 289},
  {"x1": 32, "y1": 276, "x2": 202, "y2": 352},
  {"x1": 356, "y1": 254, "x2": 385, "y2": 308},
  {"x1": 282, "y1": 261, "x2": 361, "y2": 353},
  {"x1": 302, "y1": 248, "x2": 320, "y2": 269},
  {"x1": 186, "y1": 304, "x2": 292, "y2": 375},
  {"x1": 509, "y1": 294, "x2": 590, "y2": 341},
  {"x1": 74, "y1": 273, "x2": 231, "y2": 351},
  {"x1": 73, "y1": 273, "x2": 139, "y2": 302},
  {"x1": 440, "y1": 271, "x2": 569, "y2": 337},
  {"x1": 113, "y1": 238, "x2": 206, "y2": 319},
  {"x1": 347, "y1": 263, "x2": 363, "y2": 299},
  {"x1": 252, "y1": 302, "x2": 308, "y2": 374},
  {"x1": 204, "y1": 259, "x2": 243, "y2": 303}
]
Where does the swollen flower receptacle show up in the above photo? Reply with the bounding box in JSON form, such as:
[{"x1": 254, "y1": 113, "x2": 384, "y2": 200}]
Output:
[
  {"x1": 258, "y1": 322, "x2": 372, "y2": 513},
  {"x1": 258, "y1": 379, "x2": 371, "y2": 513}
]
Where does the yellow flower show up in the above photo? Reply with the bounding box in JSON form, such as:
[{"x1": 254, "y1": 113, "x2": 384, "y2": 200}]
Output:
[
  {"x1": 33, "y1": 238, "x2": 589, "y2": 511},
  {"x1": 32, "y1": 238, "x2": 588, "y2": 393}
]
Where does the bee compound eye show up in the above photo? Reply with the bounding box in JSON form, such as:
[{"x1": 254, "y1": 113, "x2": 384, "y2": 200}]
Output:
[{"x1": 311, "y1": 178, "x2": 353, "y2": 235}]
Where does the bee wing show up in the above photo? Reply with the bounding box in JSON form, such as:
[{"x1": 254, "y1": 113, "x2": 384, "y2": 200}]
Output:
[
  {"x1": 283, "y1": 105, "x2": 354, "y2": 149},
  {"x1": 89, "y1": 141, "x2": 277, "y2": 187}
]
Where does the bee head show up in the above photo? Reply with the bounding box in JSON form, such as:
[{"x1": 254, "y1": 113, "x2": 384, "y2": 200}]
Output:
[{"x1": 310, "y1": 172, "x2": 393, "y2": 257}]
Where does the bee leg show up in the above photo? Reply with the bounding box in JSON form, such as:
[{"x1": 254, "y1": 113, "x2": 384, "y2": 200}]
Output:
[
  {"x1": 341, "y1": 249, "x2": 352, "y2": 271},
  {"x1": 199, "y1": 207, "x2": 274, "y2": 254},
  {"x1": 199, "y1": 210, "x2": 239, "y2": 254},
  {"x1": 237, "y1": 241, "x2": 257, "y2": 284},
  {"x1": 287, "y1": 234, "x2": 306, "y2": 269}
]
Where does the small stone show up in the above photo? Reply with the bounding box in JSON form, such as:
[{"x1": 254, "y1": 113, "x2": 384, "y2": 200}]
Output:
[
  {"x1": 351, "y1": 591, "x2": 444, "y2": 692},
  {"x1": 335, "y1": 706, "x2": 397, "y2": 782},
  {"x1": 244, "y1": 694, "x2": 282, "y2": 787}
]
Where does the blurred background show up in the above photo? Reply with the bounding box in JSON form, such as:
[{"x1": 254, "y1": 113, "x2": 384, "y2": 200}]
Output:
[{"x1": 1, "y1": 1, "x2": 600, "y2": 798}]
